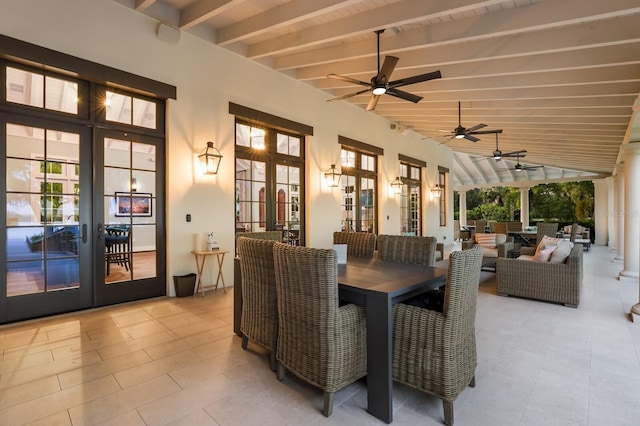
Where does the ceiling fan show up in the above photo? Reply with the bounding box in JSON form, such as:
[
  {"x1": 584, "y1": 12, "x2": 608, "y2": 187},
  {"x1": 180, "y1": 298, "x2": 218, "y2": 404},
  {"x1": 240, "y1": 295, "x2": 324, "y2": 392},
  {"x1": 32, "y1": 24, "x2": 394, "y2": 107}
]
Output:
[
  {"x1": 326, "y1": 29, "x2": 442, "y2": 111},
  {"x1": 497, "y1": 154, "x2": 544, "y2": 172},
  {"x1": 442, "y1": 102, "x2": 503, "y2": 142},
  {"x1": 475, "y1": 133, "x2": 526, "y2": 161}
]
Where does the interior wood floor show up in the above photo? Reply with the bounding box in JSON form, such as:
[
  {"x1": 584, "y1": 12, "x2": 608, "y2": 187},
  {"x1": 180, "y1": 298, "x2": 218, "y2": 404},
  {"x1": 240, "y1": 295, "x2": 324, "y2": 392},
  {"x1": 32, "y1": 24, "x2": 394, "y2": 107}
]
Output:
[
  {"x1": 7, "y1": 252, "x2": 157, "y2": 296},
  {"x1": 1, "y1": 244, "x2": 640, "y2": 425}
]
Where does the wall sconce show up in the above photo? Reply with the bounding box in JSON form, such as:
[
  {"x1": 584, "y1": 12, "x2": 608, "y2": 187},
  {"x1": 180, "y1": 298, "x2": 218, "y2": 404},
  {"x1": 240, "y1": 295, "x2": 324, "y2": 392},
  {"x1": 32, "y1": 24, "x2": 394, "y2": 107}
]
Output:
[
  {"x1": 198, "y1": 141, "x2": 223, "y2": 175},
  {"x1": 431, "y1": 184, "x2": 442, "y2": 198},
  {"x1": 324, "y1": 164, "x2": 341, "y2": 187},
  {"x1": 390, "y1": 176, "x2": 403, "y2": 194},
  {"x1": 131, "y1": 177, "x2": 137, "y2": 192}
]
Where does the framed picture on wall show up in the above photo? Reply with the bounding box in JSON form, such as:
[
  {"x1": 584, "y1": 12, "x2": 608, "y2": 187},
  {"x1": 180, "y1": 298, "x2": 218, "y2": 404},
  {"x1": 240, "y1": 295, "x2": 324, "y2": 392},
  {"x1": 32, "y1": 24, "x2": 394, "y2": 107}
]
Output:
[{"x1": 115, "y1": 192, "x2": 152, "y2": 217}]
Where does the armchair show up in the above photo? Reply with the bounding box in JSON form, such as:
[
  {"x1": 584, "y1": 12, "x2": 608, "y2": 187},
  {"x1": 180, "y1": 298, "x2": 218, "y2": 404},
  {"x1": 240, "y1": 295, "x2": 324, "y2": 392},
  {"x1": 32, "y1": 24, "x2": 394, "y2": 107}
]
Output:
[
  {"x1": 332, "y1": 231, "x2": 376, "y2": 258},
  {"x1": 273, "y1": 243, "x2": 367, "y2": 417},
  {"x1": 377, "y1": 235, "x2": 438, "y2": 265},
  {"x1": 392, "y1": 246, "x2": 484, "y2": 426},
  {"x1": 462, "y1": 233, "x2": 514, "y2": 258},
  {"x1": 236, "y1": 237, "x2": 278, "y2": 371}
]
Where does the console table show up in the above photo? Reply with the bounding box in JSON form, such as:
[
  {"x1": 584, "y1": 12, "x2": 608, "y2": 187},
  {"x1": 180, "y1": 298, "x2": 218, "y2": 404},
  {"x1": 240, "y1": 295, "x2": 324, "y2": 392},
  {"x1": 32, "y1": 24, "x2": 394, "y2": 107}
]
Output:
[{"x1": 191, "y1": 250, "x2": 229, "y2": 295}]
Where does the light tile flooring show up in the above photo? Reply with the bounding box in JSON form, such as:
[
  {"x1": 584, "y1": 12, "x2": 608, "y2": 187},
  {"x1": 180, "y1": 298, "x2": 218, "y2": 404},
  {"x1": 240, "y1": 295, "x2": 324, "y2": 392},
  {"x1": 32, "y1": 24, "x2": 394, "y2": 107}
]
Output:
[{"x1": 1, "y1": 244, "x2": 640, "y2": 425}]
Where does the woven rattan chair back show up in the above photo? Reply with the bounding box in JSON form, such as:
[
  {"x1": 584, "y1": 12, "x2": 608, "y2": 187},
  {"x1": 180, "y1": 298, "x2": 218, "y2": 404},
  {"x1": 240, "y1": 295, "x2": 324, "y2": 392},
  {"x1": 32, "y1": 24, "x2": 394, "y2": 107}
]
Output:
[
  {"x1": 494, "y1": 222, "x2": 508, "y2": 235},
  {"x1": 377, "y1": 234, "x2": 438, "y2": 265},
  {"x1": 569, "y1": 223, "x2": 578, "y2": 242},
  {"x1": 392, "y1": 245, "x2": 484, "y2": 426},
  {"x1": 273, "y1": 243, "x2": 367, "y2": 417},
  {"x1": 332, "y1": 231, "x2": 376, "y2": 258},
  {"x1": 237, "y1": 237, "x2": 279, "y2": 371},
  {"x1": 536, "y1": 222, "x2": 559, "y2": 244}
]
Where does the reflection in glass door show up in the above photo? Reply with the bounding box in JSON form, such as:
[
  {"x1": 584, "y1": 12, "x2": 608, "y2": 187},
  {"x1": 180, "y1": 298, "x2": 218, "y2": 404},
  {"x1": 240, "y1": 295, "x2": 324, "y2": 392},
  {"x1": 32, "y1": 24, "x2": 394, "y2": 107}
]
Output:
[
  {"x1": 2, "y1": 118, "x2": 92, "y2": 323},
  {"x1": 95, "y1": 130, "x2": 164, "y2": 306}
]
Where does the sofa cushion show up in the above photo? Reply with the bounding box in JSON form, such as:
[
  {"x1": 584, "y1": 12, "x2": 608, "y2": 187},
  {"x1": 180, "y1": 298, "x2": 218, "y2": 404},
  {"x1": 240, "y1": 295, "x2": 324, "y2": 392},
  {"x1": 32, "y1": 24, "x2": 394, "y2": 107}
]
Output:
[
  {"x1": 475, "y1": 233, "x2": 496, "y2": 249},
  {"x1": 495, "y1": 234, "x2": 507, "y2": 245},
  {"x1": 532, "y1": 245, "x2": 557, "y2": 262},
  {"x1": 550, "y1": 240, "x2": 574, "y2": 263}
]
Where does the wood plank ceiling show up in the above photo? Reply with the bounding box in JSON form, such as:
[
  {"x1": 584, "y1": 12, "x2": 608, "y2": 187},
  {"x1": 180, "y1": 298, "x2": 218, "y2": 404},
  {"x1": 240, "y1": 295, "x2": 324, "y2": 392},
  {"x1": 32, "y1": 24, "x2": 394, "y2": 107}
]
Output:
[{"x1": 115, "y1": 0, "x2": 640, "y2": 189}]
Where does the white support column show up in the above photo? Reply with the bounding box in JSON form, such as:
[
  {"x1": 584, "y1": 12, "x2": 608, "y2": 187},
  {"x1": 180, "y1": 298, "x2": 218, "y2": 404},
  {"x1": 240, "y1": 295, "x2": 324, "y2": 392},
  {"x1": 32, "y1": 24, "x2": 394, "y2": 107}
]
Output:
[
  {"x1": 620, "y1": 143, "x2": 640, "y2": 280},
  {"x1": 606, "y1": 177, "x2": 615, "y2": 250},
  {"x1": 614, "y1": 163, "x2": 625, "y2": 262},
  {"x1": 520, "y1": 187, "x2": 530, "y2": 228},
  {"x1": 459, "y1": 191, "x2": 467, "y2": 227},
  {"x1": 593, "y1": 178, "x2": 609, "y2": 246}
]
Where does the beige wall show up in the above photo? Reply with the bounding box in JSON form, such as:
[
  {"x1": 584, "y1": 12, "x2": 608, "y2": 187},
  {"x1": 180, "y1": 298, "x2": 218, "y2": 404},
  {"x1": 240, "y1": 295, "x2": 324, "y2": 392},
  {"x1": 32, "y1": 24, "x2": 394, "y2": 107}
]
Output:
[{"x1": 2, "y1": 0, "x2": 453, "y2": 295}]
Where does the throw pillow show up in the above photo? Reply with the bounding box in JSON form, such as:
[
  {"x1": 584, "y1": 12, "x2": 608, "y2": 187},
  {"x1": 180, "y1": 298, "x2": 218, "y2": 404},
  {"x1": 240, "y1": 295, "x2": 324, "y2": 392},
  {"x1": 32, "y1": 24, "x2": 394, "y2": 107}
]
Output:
[
  {"x1": 533, "y1": 235, "x2": 562, "y2": 257},
  {"x1": 475, "y1": 233, "x2": 496, "y2": 249},
  {"x1": 532, "y1": 245, "x2": 557, "y2": 262},
  {"x1": 550, "y1": 241, "x2": 574, "y2": 263}
]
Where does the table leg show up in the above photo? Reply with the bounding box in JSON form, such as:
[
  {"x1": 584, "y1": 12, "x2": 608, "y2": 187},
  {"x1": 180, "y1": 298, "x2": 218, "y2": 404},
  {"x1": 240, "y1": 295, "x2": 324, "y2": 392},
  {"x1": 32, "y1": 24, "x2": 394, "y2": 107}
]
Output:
[
  {"x1": 366, "y1": 292, "x2": 393, "y2": 424},
  {"x1": 214, "y1": 252, "x2": 227, "y2": 293},
  {"x1": 194, "y1": 254, "x2": 207, "y2": 296}
]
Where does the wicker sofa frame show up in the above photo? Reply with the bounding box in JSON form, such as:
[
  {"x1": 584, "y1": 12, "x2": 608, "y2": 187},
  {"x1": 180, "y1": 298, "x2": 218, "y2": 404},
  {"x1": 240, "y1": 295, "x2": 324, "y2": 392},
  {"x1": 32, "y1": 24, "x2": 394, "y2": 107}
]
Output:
[{"x1": 496, "y1": 243, "x2": 583, "y2": 307}]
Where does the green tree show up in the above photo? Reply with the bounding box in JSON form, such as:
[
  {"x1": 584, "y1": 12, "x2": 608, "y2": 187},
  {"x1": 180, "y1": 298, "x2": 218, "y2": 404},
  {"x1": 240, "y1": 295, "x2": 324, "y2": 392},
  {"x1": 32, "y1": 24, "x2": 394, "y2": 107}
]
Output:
[{"x1": 456, "y1": 182, "x2": 594, "y2": 229}]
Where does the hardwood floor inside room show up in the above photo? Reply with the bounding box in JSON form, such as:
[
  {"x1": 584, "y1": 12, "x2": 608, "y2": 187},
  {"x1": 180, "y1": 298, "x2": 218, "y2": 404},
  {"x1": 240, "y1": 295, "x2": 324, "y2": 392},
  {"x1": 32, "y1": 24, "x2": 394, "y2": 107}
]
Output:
[{"x1": 1, "y1": 244, "x2": 640, "y2": 425}]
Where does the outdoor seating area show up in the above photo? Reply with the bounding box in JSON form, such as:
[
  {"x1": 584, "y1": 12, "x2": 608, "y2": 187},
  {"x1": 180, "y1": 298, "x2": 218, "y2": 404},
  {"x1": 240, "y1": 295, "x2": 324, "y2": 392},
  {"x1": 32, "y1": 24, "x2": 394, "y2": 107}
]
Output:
[{"x1": 4, "y1": 2, "x2": 640, "y2": 426}]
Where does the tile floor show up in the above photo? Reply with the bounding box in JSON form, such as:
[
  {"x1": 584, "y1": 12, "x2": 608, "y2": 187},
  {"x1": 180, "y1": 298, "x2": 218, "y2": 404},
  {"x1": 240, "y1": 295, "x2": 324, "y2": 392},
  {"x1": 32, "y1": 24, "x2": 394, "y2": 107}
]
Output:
[{"x1": 1, "y1": 244, "x2": 640, "y2": 425}]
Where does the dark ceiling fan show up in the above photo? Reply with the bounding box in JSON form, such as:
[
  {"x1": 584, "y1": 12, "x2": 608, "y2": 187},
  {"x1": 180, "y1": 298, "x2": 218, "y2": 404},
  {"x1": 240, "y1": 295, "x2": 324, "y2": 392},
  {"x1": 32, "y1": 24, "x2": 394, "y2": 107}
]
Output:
[
  {"x1": 497, "y1": 154, "x2": 544, "y2": 172},
  {"x1": 443, "y1": 102, "x2": 503, "y2": 142},
  {"x1": 326, "y1": 29, "x2": 442, "y2": 111},
  {"x1": 475, "y1": 133, "x2": 526, "y2": 161}
]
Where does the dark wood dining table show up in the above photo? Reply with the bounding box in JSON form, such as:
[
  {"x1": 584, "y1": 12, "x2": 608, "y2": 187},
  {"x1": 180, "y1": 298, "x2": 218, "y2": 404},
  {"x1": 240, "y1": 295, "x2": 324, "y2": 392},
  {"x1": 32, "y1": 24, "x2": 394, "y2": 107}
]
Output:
[{"x1": 337, "y1": 257, "x2": 449, "y2": 424}]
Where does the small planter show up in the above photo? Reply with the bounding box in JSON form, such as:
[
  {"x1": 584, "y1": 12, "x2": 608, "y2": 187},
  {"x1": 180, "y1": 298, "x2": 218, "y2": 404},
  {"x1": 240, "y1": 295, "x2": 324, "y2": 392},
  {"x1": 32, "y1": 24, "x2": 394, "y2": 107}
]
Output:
[{"x1": 173, "y1": 273, "x2": 196, "y2": 297}]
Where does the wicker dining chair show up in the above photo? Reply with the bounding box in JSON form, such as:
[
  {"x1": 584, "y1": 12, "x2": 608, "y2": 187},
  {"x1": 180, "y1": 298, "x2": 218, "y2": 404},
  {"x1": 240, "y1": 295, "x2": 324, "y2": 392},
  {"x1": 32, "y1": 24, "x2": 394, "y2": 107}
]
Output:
[
  {"x1": 377, "y1": 234, "x2": 438, "y2": 265},
  {"x1": 392, "y1": 245, "x2": 484, "y2": 426},
  {"x1": 273, "y1": 243, "x2": 367, "y2": 417},
  {"x1": 532, "y1": 222, "x2": 559, "y2": 247},
  {"x1": 332, "y1": 231, "x2": 376, "y2": 258},
  {"x1": 569, "y1": 222, "x2": 579, "y2": 243},
  {"x1": 237, "y1": 236, "x2": 279, "y2": 371}
]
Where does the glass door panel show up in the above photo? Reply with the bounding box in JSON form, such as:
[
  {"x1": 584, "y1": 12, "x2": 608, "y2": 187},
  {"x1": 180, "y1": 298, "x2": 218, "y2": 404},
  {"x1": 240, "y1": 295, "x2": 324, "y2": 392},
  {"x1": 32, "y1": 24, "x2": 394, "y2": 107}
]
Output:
[
  {"x1": 95, "y1": 129, "x2": 164, "y2": 307},
  {"x1": 103, "y1": 137, "x2": 157, "y2": 284},
  {"x1": 6, "y1": 126, "x2": 80, "y2": 296},
  {"x1": 1, "y1": 117, "x2": 91, "y2": 323}
]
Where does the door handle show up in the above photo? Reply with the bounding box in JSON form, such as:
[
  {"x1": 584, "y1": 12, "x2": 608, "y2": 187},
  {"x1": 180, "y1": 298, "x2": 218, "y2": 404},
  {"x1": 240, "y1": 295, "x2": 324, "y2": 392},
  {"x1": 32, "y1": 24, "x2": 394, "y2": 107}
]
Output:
[
  {"x1": 97, "y1": 223, "x2": 103, "y2": 239},
  {"x1": 81, "y1": 224, "x2": 88, "y2": 243}
]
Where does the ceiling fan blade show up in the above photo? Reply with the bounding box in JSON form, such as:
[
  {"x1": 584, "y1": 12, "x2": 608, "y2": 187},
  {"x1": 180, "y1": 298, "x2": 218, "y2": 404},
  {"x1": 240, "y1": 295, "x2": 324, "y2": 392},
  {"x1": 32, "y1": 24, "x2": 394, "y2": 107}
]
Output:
[
  {"x1": 385, "y1": 87, "x2": 422, "y2": 103},
  {"x1": 327, "y1": 88, "x2": 371, "y2": 103},
  {"x1": 366, "y1": 94, "x2": 381, "y2": 111},
  {"x1": 501, "y1": 150, "x2": 528, "y2": 157},
  {"x1": 523, "y1": 165, "x2": 544, "y2": 170},
  {"x1": 469, "y1": 128, "x2": 502, "y2": 135},
  {"x1": 465, "y1": 123, "x2": 487, "y2": 133},
  {"x1": 376, "y1": 56, "x2": 399, "y2": 83},
  {"x1": 327, "y1": 73, "x2": 371, "y2": 87},
  {"x1": 464, "y1": 134, "x2": 480, "y2": 143},
  {"x1": 388, "y1": 70, "x2": 442, "y2": 88}
]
